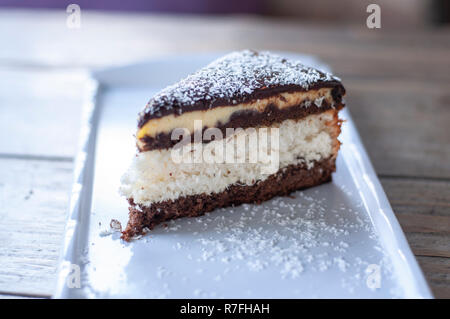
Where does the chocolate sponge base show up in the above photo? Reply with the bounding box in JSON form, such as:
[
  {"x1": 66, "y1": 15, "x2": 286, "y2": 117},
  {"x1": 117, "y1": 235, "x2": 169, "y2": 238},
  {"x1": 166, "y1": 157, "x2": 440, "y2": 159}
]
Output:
[{"x1": 121, "y1": 157, "x2": 336, "y2": 241}]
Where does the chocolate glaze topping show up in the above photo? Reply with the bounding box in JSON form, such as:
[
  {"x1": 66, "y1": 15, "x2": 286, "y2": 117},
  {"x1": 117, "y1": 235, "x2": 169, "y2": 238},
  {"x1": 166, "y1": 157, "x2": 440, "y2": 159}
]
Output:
[{"x1": 138, "y1": 50, "x2": 345, "y2": 128}]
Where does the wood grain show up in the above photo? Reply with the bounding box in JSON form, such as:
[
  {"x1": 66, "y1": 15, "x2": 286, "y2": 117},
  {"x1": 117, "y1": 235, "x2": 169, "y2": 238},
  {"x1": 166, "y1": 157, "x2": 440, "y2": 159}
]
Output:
[
  {"x1": 0, "y1": 158, "x2": 73, "y2": 296},
  {"x1": 347, "y1": 79, "x2": 450, "y2": 179},
  {"x1": 397, "y1": 214, "x2": 450, "y2": 234},
  {"x1": 0, "y1": 67, "x2": 87, "y2": 158},
  {"x1": 381, "y1": 178, "x2": 450, "y2": 217}
]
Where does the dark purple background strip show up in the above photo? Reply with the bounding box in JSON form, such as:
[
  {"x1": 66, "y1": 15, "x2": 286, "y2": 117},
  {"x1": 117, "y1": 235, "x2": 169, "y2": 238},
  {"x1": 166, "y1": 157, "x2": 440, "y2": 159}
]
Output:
[{"x1": 0, "y1": 0, "x2": 264, "y2": 14}]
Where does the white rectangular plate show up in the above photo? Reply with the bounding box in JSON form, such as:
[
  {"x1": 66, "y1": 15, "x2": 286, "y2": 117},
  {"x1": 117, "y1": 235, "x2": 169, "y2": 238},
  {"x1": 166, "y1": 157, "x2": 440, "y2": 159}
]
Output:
[{"x1": 55, "y1": 52, "x2": 432, "y2": 298}]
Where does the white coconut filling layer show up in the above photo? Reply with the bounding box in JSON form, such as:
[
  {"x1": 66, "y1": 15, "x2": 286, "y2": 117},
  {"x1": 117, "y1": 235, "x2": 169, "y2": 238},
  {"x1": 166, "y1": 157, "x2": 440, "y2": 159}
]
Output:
[{"x1": 120, "y1": 111, "x2": 337, "y2": 205}]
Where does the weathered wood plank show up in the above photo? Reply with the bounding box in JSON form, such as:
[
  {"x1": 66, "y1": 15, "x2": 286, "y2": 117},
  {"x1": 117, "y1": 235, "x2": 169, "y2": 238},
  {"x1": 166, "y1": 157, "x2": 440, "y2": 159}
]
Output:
[
  {"x1": 347, "y1": 79, "x2": 450, "y2": 179},
  {"x1": 0, "y1": 158, "x2": 73, "y2": 296},
  {"x1": 405, "y1": 232, "x2": 450, "y2": 258},
  {"x1": 380, "y1": 177, "x2": 450, "y2": 254},
  {"x1": 381, "y1": 178, "x2": 450, "y2": 217},
  {"x1": 396, "y1": 214, "x2": 450, "y2": 234},
  {"x1": 0, "y1": 67, "x2": 87, "y2": 158}
]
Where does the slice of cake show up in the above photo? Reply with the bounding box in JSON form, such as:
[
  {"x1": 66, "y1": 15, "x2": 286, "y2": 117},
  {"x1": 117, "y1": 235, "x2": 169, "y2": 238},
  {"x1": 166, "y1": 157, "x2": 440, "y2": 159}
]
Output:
[{"x1": 120, "y1": 50, "x2": 345, "y2": 241}]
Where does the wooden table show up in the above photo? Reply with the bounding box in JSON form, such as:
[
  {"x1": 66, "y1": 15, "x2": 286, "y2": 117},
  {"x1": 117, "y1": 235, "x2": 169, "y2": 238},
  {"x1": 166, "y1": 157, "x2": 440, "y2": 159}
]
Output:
[{"x1": 0, "y1": 9, "x2": 449, "y2": 299}]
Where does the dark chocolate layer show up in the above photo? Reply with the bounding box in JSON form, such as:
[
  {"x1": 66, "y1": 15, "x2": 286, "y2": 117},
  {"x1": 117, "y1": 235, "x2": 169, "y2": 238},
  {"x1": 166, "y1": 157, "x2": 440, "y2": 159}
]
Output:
[
  {"x1": 138, "y1": 101, "x2": 344, "y2": 152},
  {"x1": 121, "y1": 157, "x2": 336, "y2": 241},
  {"x1": 138, "y1": 50, "x2": 345, "y2": 128}
]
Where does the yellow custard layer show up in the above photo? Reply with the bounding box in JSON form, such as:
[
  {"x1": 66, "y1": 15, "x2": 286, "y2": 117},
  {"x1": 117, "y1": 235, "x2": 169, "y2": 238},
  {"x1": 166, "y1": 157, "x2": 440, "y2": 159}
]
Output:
[{"x1": 137, "y1": 88, "x2": 334, "y2": 141}]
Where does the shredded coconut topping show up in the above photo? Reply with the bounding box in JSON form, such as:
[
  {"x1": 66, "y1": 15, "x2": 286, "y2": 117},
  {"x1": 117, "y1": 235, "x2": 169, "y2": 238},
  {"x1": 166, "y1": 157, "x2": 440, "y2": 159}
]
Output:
[{"x1": 139, "y1": 50, "x2": 341, "y2": 122}]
